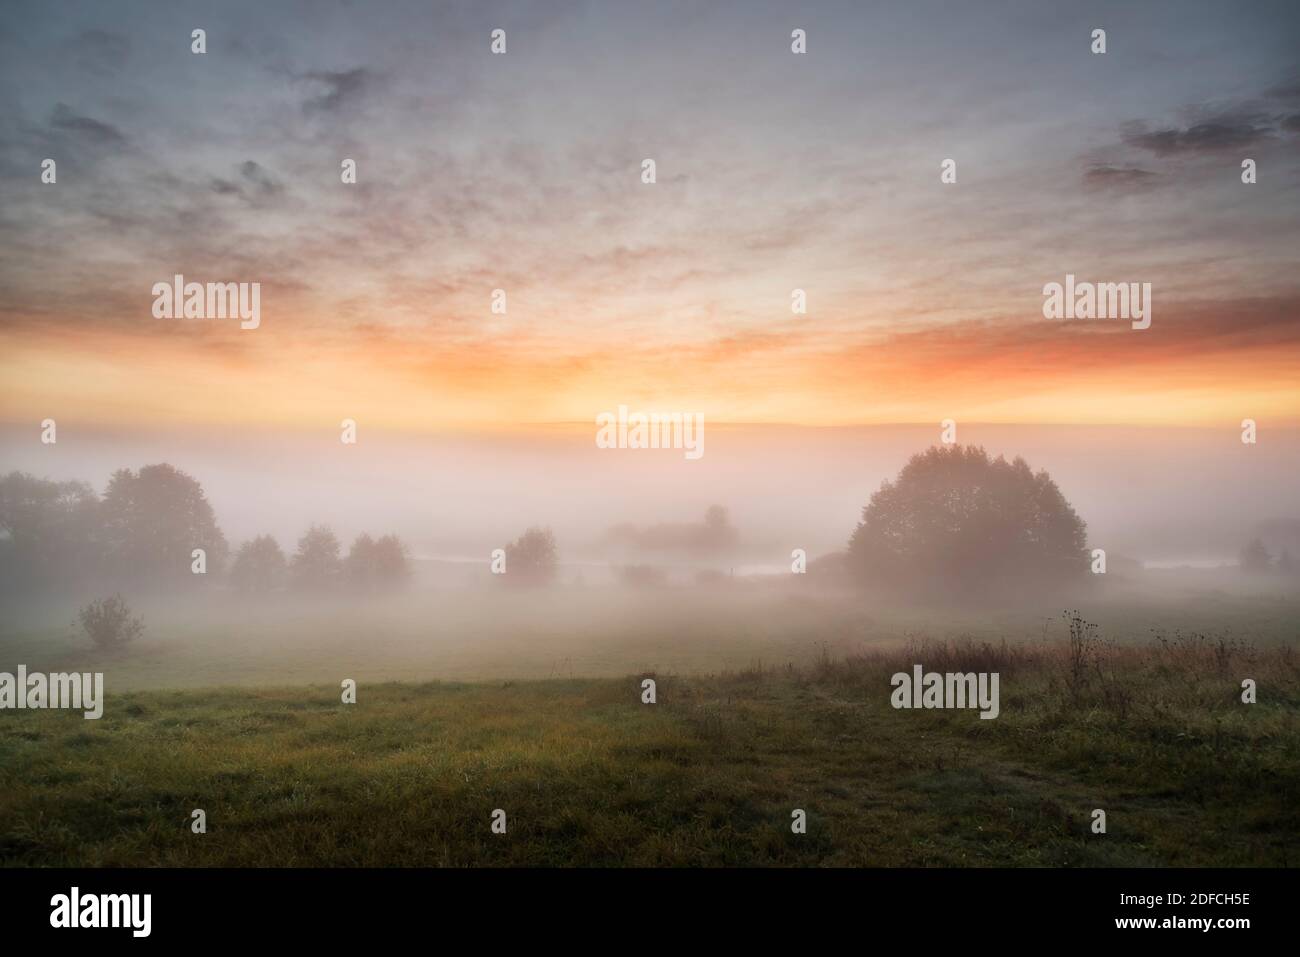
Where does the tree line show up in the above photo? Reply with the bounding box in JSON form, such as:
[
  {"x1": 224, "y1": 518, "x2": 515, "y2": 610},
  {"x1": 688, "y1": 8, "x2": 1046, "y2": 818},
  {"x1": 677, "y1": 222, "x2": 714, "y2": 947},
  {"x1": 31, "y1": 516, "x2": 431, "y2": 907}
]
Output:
[
  {"x1": 1239, "y1": 537, "x2": 1297, "y2": 575},
  {"x1": 4, "y1": 445, "x2": 1095, "y2": 600},
  {"x1": 0, "y1": 464, "x2": 409, "y2": 595}
]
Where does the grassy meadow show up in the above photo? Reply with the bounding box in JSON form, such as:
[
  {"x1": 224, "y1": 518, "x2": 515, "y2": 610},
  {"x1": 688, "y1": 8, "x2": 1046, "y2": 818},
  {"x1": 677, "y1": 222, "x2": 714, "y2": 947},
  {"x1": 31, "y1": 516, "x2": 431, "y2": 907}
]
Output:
[{"x1": 2, "y1": 584, "x2": 1297, "y2": 867}]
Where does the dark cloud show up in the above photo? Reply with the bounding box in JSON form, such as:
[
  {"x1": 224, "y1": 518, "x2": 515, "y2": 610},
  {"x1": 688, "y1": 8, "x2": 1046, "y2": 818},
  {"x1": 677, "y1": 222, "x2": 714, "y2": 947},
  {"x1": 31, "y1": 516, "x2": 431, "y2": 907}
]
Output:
[
  {"x1": 1083, "y1": 164, "x2": 1162, "y2": 190},
  {"x1": 210, "y1": 161, "x2": 285, "y2": 205},
  {"x1": 1110, "y1": 77, "x2": 1300, "y2": 165},
  {"x1": 1264, "y1": 77, "x2": 1300, "y2": 103},
  {"x1": 298, "y1": 68, "x2": 372, "y2": 114},
  {"x1": 1121, "y1": 115, "x2": 1274, "y2": 156},
  {"x1": 239, "y1": 160, "x2": 284, "y2": 196},
  {"x1": 49, "y1": 103, "x2": 127, "y2": 146}
]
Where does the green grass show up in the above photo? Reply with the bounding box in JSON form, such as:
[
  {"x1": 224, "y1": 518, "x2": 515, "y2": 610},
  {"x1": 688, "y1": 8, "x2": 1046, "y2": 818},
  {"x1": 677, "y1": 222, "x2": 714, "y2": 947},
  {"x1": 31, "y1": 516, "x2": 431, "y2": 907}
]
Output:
[{"x1": 3, "y1": 627, "x2": 1297, "y2": 867}]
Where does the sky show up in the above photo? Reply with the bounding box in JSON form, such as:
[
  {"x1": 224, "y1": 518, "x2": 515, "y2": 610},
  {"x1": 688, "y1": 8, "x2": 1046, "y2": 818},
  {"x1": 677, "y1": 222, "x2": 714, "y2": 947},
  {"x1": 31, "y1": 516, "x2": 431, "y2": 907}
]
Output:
[{"x1": 1, "y1": 0, "x2": 1299, "y2": 431}]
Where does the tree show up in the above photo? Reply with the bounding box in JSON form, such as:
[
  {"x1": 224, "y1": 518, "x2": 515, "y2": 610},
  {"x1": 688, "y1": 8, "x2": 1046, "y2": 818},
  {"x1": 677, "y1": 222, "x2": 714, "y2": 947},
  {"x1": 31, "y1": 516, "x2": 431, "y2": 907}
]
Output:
[
  {"x1": 846, "y1": 445, "x2": 1088, "y2": 595},
  {"x1": 229, "y1": 535, "x2": 288, "y2": 593},
  {"x1": 345, "y1": 533, "x2": 413, "y2": 590},
  {"x1": 344, "y1": 533, "x2": 378, "y2": 589},
  {"x1": 602, "y1": 505, "x2": 739, "y2": 553},
  {"x1": 291, "y1": 525, "x2": 342, "y2": 590},
  {"x1": 99, "y1": 464, "x2": 227, "y2": 585},
  {"x1": 373, "y1": 534, "x2": 411, "y2": 587},
  {"x1": 0, "y1": 471, "x2": 102, "y2": 591},
  {"x1": 504, "y1": 526, "x2": 558, "y2": 586},
  {"x1": 700, "y1": 505, "x2": 739, "y2": 550},
  {"x1": 1239, "y1": 538, "x2": 1273, "y2": 574}
]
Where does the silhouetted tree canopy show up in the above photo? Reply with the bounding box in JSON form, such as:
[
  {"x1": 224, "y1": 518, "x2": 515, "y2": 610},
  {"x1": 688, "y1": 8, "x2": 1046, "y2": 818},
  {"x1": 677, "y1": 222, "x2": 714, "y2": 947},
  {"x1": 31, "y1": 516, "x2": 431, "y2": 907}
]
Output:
[
  {"x1": 702, "y1": 505, "x2": 738, "y2": 549},
  {"x1": 603, "y1": 505, "x2": 738, "y2": 553},
  {"x1": 291, "y1": 524, "x2": 342, "y2": 590},
  {"x1": 846, "y1": 445, "x2": 1088, "y2": 594},
  {"x1": 345, "y1": 533, "x2": 411, "y2": 590},
  {"x1": 230, "y1": 535, "x2": 288, "y2": 593},
  {"x1": 505, "y1": 526, "x2": 558, "y2": 586},
  {"x1": 374, "y1": 534, "x2": 411, "y2": 585},
  {"x1": 0, "y1": 465, "x2": 425, "y2": 598},
  {"x1": 101, "y1": 464, "x2": 228, "y2": 585},
  {"x1": 1239, "y1": 538, "x2": 1273, "y2": 574},
  {"x1": 0, "y1": 472, "x2": 101, "y2": 590}
]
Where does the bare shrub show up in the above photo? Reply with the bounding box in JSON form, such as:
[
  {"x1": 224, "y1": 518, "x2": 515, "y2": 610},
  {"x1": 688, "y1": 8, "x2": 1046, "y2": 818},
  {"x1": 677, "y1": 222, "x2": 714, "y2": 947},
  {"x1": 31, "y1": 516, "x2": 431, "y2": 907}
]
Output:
[
  {"x1": 503, "y1": 527, "x2": 558, "y2": 586},
  {"x1": 1063, "y1": 609, "x2": 1099, "y2": 699}
]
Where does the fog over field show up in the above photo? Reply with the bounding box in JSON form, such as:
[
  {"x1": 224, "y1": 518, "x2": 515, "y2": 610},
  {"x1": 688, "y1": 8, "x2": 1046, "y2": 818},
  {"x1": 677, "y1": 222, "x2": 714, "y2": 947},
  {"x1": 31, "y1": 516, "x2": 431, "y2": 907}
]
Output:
[
  {"x1": 4, "y1": 419, "x2": 1297, "y2": 694},
  {"x1": 1, "y1": 0, "x2": 1298, "y2": 884},
  {"x1": 3, "y1": 423, "x2": 1298, "y2": 570}
]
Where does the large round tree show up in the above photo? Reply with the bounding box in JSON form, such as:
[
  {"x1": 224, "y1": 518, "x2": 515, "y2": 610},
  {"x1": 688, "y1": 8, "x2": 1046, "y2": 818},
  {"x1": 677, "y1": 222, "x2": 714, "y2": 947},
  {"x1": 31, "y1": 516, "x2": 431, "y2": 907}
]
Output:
[
  {"x1": 847, "y1": 445, "x2": 1087, "y2": 594},
  {"x1": 100, "y1": 463, "x2": 228, "y2": 585}
]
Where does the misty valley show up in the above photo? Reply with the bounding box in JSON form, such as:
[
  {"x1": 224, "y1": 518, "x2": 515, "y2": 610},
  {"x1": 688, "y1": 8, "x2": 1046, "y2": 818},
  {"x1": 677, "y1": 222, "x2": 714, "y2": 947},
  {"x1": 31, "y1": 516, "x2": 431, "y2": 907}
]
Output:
[{"x1": 1, "y1": 430, "x2": 1296, "y2": 869}]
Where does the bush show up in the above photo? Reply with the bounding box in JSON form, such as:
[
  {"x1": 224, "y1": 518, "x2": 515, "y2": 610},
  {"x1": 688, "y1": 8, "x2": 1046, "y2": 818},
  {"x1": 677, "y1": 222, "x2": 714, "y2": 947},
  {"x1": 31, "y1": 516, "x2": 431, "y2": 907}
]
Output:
[
  {"x1": 78, "y1": 594, "x2": 144, "y2": 649},
  {"x1": 503, "y1": 527, "x2": 558, "y2": 586}
]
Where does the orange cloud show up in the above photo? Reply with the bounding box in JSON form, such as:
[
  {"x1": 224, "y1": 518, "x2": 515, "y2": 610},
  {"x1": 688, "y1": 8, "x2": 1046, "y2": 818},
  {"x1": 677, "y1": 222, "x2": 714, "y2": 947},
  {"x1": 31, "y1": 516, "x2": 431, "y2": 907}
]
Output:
[{"x1": 2, "y1": 296, "x2": 1298, "y2": 431}]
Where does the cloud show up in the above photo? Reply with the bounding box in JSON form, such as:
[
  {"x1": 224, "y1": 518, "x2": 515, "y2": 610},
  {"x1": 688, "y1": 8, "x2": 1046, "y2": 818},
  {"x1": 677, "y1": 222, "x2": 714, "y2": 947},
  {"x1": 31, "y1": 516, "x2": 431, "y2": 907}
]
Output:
[
  {"x1": 874, "y1": 296, "x2": 1300, "y2": 375},
  {"x1": 49, "y1": 103, "x2": 127, "y2": 147},
  {"x1": 209, "y1": 160, "x2": 286, "y2": 207},
  {"x1": 1264, "y1": 77, "x2": 1300, "y2": 103},
  {"x1": 298, "y1": 68, "x2": 373, "y2": 114},
  {"x1": 1100, "y1": 75, "x2": 1300, "y2": 171},
  {"x1": 792, "y1": 295, "x2": 1300, "y2": 421},
  {"x1": 1083, "y1": 164, "x2": 1162, "y2": 190},
  {"x1": 1120, "y1": 114, "x2": 1274, "y2": 156}
]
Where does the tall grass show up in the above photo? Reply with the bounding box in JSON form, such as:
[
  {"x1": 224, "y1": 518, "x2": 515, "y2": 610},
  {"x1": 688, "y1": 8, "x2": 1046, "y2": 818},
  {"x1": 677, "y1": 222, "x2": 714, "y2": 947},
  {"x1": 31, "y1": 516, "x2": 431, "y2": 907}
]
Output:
[{"x1": 2, "y1": 615, "x2": 1296, "y2": 867}]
